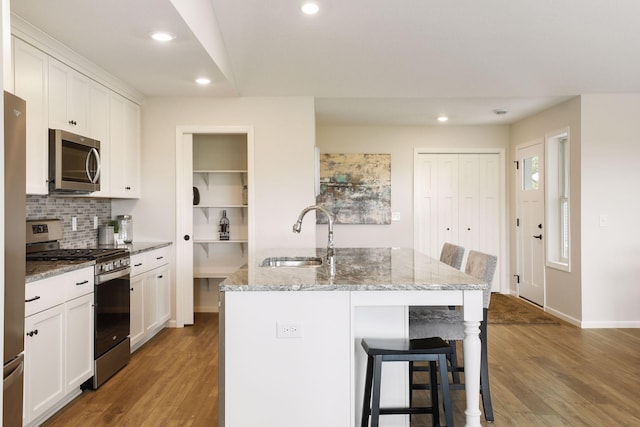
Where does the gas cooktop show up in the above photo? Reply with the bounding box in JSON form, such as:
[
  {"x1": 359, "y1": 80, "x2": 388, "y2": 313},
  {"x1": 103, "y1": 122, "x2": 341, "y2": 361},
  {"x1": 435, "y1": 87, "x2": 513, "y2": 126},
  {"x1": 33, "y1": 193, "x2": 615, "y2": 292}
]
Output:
[{"x1": 26, "y1": 247, "x2": 128, "y2": 261}]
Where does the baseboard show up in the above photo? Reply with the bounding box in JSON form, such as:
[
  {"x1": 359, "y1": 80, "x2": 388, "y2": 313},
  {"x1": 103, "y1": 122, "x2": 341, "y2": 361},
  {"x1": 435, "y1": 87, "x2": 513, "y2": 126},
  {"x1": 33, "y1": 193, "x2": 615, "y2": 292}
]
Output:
[
  {"x1": 579, "y1": 320, "x2": 640, "y2": 328},
  {"x1": 544, "y1": 306, "x2": 581, "y2": 327}
]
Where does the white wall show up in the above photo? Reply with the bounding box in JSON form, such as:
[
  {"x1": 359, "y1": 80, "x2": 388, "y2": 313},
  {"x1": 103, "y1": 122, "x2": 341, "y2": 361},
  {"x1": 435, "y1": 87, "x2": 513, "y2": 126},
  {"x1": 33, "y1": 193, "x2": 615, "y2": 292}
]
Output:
[
  {"x1": 315, "y1": 125, "x2": 510, "y2": 249},
  {"x1": 581, "y1": 94, "x2": 640, "y2": 327},
  {"x1": 510, "y1": 97, "x2": 583, "y2": 323}
]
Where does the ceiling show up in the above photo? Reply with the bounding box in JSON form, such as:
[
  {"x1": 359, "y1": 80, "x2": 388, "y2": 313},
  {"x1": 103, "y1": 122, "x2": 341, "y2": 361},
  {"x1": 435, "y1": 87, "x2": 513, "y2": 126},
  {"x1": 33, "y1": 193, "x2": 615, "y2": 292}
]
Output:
[{"x1": 11, "y1": 0, "x2": 640, "y2": 126}]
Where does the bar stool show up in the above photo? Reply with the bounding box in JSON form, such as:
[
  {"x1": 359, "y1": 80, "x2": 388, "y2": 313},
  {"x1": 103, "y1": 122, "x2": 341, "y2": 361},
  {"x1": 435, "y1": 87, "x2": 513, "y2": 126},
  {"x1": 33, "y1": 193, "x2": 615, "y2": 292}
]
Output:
[{"x1": 360, "y1": 337, "x2": 454, "y2": 427}]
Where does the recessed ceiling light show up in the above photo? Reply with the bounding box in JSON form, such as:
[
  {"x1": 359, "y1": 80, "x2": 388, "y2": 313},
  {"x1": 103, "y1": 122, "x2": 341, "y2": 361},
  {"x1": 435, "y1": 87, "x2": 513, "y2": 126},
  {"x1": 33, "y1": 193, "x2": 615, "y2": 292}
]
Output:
[
  {"x1": 301, "y1": 2, "x2": 320, "y2": 15},
  {"x1": 437, "y1": 115, "x2": 449, "y2": 123},
  {"x1": 195, "y1": 77, "x2": 211, "y2": 85},
  {"x1": 151, "y1": 32, "x2": 175, "y2": 42}
]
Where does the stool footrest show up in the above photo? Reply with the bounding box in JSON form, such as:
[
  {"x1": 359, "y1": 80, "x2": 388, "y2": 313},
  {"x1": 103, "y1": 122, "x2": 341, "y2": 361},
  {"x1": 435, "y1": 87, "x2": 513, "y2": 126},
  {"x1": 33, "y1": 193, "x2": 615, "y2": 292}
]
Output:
[{"x1": 378, "y1": 406, "x2": 437, "y2": 415}]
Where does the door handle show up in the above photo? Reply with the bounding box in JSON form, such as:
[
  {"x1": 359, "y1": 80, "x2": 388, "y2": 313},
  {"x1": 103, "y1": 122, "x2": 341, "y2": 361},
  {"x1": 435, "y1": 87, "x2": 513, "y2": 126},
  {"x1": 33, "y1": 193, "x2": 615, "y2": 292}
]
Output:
[{"x1": 533, "y1": 234, "x2": 543, "y2": 240}]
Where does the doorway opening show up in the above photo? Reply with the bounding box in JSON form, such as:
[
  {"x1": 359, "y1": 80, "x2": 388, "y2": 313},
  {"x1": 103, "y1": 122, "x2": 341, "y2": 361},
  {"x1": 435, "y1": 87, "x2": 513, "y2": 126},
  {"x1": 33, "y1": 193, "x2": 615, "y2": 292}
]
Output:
[{"x1": 175, "y1": 126, "x2": 254, "y2": 327}]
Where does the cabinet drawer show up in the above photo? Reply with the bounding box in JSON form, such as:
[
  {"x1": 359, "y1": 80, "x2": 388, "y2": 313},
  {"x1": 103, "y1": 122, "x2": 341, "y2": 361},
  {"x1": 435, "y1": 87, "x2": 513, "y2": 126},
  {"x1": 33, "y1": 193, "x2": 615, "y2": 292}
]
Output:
[
  {"x1": 147, "y1": 246, "x2": 170, "y2": 270},
  {"x1": 25, "y1": 276, "x2": 66, "y2": 317},
  {"x1": 65, "y1": 267, "x2": 94, "y2": 300},
  {"x1": 130, "y1": 253, "x2": 147, "y2": 277}
]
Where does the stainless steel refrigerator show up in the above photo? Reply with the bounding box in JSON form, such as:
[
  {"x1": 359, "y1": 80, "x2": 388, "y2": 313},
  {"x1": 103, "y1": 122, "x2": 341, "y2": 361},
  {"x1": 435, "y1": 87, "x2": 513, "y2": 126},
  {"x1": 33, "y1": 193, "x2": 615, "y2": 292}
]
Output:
[{"x1": 3, "y1": 91, "x2": 26, "y2": 426}]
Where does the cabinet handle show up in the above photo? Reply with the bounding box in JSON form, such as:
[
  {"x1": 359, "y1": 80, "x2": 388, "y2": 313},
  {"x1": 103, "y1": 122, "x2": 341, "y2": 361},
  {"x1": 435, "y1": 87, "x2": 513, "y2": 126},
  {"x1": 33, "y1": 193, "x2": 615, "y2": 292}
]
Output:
[
  {"x1": 25, "y1": 296, "x2": 41, "y2": 303},
  {"x1": 26, "y1": 329, "x2": 38, "y2": 337},
  {"x1": 68, "y1": 120, "x2": 77, "y2": 125},
  {"x1": 125, "y1": 186, "x2": 131, "y2": 190},
  {"x1": 533, "y1": 234, "x2": 543, "y2": 240},
  {"x1": 158, "y1": 275, "x2": 163, "y2": 279},
  {"x1": 184, "y1": 235, "x2": 190, "y2": 241},
  {"x1": 76, "y1": 280, "x2": 89, "y2": 286},
  {"x1": 130, "y1": 288, "x2": 134, "y2": 291},
  {"x1": 134, "y1": 263, "x2": 143, "y2": 267},
  {"x1": 156, "y1": 256, "x2": 164, "y2": 260}
]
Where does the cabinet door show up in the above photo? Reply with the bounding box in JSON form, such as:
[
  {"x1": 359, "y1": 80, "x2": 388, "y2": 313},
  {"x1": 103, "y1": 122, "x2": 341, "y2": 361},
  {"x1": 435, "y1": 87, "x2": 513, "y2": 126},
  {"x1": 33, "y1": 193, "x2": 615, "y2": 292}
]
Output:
[
  {"x1": 109, "y1": 93, "x2": 141, "y2": 198},
  {"x1": 156, "y1": 266, "x2": 171, "y2": 324},
  {"x1": 130, "y1": 275, "x2": 145, "y2": 348},
  {"x1": 24, "y1": 305, "x2": 65, "y2": 424},
  {"x1": 144, "y1": 271, "x2": 159, "y2": 333},
  {"x1": 88, "y1": 83, "x2": 111, "y2": 197},
  {"x1": 48, "y1": 58, "x2": 89, "y2": 134},
  {"x1": 13, "y1": 37, "x2": 49, "y2": 195},
  {"x1": 65, "y1": 293, "x2": 94, "y2": 391}
]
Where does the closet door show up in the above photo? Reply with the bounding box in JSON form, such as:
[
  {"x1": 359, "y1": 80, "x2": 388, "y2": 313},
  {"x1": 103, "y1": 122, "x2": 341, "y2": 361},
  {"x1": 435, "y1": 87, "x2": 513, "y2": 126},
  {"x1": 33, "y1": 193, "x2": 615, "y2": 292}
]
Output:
[
  {"x1": 415, "y1": 154, "x2": 439, "y2": 257},
  {"x1": 415, "y1": 152, "x2": 500, "y2": 290},
  {"x1": 458, "y1": 154, "x2": 480, "y2": 251},
  {"x1": 437, "y1": 154, "x2": 459, "y2": 247}
]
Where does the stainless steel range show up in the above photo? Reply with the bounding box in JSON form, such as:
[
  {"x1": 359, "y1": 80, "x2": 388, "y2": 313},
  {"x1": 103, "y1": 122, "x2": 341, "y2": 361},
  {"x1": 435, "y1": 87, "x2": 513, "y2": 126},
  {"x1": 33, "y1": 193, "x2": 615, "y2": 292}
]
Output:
[{"x1": 26, "y1": 219, "x2": 131, "y2": 389}]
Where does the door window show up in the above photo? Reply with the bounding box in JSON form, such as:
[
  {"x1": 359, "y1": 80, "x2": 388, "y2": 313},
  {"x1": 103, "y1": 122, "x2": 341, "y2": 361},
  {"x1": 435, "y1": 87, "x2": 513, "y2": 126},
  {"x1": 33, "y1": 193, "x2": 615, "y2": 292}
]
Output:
[{"x1": 522, "y1": 156, "x2": 539, "y2": 190}]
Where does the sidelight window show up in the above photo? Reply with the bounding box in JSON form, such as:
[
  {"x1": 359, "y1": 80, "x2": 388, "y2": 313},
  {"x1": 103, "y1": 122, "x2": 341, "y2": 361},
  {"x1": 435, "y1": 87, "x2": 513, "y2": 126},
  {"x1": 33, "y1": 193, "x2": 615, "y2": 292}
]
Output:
[{"x1": 546, "y1": 129, "x2": 570, "y2": 271}]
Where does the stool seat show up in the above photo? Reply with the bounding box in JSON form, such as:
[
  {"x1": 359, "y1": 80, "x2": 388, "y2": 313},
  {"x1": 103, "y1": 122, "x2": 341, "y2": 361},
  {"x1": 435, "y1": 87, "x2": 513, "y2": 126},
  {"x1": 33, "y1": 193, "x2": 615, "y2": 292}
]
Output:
[{"x1": 361, "y1": 337, "x2": 454, "y2": 427}]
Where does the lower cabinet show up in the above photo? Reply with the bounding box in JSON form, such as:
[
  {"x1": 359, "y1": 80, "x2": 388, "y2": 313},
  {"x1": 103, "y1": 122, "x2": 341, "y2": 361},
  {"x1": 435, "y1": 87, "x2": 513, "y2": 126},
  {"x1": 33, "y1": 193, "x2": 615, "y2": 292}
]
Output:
[
  {"x1": 23, "y1": 267, "x2": 94, "y2": 426},
  {"x1": 24, "y1": 304, "x2": 65, "y2": 424},
  {"x1": 65, "y1": 293, "x2": 94, "y2": 391},
  {"x1": 130, "y1": 247, "x2": 171, "y2": 351}
]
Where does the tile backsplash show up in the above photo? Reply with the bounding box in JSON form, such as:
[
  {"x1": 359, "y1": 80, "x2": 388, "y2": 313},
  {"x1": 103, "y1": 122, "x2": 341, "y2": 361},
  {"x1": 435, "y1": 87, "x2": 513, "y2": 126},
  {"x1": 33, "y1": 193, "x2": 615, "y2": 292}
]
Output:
[{"x1": 26, "y1": 195, "x2": 112, "y2": 248}]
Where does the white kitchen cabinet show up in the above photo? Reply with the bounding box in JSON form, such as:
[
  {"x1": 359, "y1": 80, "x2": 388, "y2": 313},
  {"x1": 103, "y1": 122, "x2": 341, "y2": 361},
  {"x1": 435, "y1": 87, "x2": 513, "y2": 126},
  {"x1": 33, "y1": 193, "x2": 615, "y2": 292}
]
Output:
[
  {"x1": 12, "y1": 37, "x2": 49, "y2": 195},
  {"x1": 23, "y1": 267, "x2": 94, "y2": 426},
  {"x1": 130, "y1": 247, "x2": 171, "y2": 351},
  {"x1": 64, "y1": 293, "x2": 94, "y2": 391},
  {"x1": 144, "y1": 271, "x2": 159, "y2": 334},
  {"x1": 109, "y1": 92, "x2": 141, "y2": 198},
  {"x1": 156, "y1": 266, "x2": 171, "y2": 324},
  {"x1": 129, "y1": 275, "x2": 145, "y2": 347},
  {"x1": 24, "y1": 304, "x2": 65, "y2": 425},
  {"x1": 48, "y1": 57, "x2": 90, "y2": 135},
  {"x1": 87, "y1": 83, "x2": 111, "y2": 197}
]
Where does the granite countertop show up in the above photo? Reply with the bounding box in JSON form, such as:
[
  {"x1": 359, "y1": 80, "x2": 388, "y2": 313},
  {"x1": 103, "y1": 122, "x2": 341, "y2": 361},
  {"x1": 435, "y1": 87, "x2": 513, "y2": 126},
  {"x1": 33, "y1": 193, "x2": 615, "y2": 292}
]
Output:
[
  {"x1": 26, "y1": 260, "x2": 95, "y2": 283},
  {"x1": 219, "y1": 247, "x2": 488, "y2": 292},
  {"x1": 26, "y1": 241, "x2": 172, "y2": 283},
  {"x1": 119, "y1": 241, "x2": 172, "y2": 256}
]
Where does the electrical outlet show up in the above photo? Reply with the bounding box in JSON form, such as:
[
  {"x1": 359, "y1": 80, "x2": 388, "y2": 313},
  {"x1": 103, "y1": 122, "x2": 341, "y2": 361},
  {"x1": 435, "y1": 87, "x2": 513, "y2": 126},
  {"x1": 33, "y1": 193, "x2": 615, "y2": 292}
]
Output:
[
  {"x1": 71, "y1": 216, "x2": 77, "y2": 231},
  {"x1": 276, "y1": 322, "x2": 303, "y2": 339},
  {"x1": 392, "y1": 211, "x2": 401, "y2": 221}
]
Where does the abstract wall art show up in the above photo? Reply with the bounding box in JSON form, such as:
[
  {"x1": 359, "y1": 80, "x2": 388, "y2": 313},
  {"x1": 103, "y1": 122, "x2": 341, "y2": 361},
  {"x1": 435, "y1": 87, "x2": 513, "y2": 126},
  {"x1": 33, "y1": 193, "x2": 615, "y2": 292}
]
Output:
[{"x1": 316, "y1": 153, "x2": 391, "y2": 224}]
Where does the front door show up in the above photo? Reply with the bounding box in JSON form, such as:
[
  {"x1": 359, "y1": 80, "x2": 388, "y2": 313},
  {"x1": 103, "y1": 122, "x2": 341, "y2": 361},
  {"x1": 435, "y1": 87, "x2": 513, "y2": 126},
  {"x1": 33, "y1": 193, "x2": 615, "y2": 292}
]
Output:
[{"x1": 516, "y1": 142, "x2": 545, "y2": 306}]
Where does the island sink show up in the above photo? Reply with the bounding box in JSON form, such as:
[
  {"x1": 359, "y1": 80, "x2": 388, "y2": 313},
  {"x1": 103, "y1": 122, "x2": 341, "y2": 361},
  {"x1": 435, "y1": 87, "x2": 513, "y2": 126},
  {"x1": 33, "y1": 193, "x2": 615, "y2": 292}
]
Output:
[{"x1": 260, "y1": 256, "x2": 323, "y2": 268}]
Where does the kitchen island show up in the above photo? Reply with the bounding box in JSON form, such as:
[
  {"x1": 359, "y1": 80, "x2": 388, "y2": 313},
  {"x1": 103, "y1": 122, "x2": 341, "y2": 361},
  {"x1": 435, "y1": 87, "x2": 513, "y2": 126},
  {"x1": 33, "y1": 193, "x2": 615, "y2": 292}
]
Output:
[{"x1": 219, "y1": 248, "x2": 487, "y2": 427}]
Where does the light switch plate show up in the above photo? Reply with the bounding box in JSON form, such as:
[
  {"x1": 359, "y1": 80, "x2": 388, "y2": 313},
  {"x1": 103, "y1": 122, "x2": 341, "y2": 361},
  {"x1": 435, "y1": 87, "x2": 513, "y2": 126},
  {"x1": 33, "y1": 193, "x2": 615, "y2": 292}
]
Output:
[
  {"x1": 392, "y1": 212, "x2": 401, "y2": 221},
  {"x1": 599, "y1": 214, "x2": 609, "y2": 227}
]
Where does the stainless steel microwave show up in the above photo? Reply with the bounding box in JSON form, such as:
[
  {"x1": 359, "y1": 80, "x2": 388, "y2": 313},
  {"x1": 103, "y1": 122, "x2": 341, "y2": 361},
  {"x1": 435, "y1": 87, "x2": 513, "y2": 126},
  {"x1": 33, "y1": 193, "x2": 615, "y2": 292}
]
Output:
[{"x1": 49, "y1": 129, "x2": 101, "y2": 193}]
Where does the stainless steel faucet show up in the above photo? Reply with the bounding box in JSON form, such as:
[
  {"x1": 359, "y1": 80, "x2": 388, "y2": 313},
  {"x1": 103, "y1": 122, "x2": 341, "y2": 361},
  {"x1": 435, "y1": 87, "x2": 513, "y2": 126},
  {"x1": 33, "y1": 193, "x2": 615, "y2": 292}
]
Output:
[{"x1": 293, "y1": 205, "x2": 335, "y2": 266}]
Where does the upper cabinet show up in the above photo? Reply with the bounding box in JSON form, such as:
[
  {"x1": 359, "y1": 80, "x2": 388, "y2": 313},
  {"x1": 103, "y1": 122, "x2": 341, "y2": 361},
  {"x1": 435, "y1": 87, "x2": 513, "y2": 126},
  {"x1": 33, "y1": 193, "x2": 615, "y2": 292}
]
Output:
[
  {"x1": 11, "y1": 32, "x2": 142, "y2": 198},
  {"x1": 48, "y1": 58, "x2": 90, "y2": 136},
  {"x1": 87, "y1": 84, "x2": 111, "y2": 197},
  {"x1": 109, "y1": 93, "x2": 141, "y2": 198},
  {"x1": 13, "y1": 37, "x2": 49, "y2": 195}
]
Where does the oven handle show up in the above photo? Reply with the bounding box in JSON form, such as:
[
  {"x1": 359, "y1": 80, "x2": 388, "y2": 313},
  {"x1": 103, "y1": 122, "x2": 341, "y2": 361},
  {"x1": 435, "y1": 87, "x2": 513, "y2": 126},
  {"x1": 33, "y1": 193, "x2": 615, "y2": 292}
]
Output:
[{"x1": 95, "y1": 267, "x2": 131, "y2": 285}]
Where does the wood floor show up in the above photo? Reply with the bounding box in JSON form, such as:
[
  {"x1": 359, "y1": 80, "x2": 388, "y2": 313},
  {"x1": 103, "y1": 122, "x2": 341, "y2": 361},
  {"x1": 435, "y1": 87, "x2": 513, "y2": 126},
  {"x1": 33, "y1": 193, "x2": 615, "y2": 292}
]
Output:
[
  {"x1": 43, "y1": 313, "x2": 640, "y2": 426},
  {"x1": 43, "y1": 313, "x2": 218, "y2": 427}
]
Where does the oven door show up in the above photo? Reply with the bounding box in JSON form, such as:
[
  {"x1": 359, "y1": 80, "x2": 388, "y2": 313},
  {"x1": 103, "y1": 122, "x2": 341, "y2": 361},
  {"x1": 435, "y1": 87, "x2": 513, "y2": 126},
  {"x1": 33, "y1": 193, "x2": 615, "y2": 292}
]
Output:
[{"x1": 95, "y1": 272, "x2": 130, "y2": 358}]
